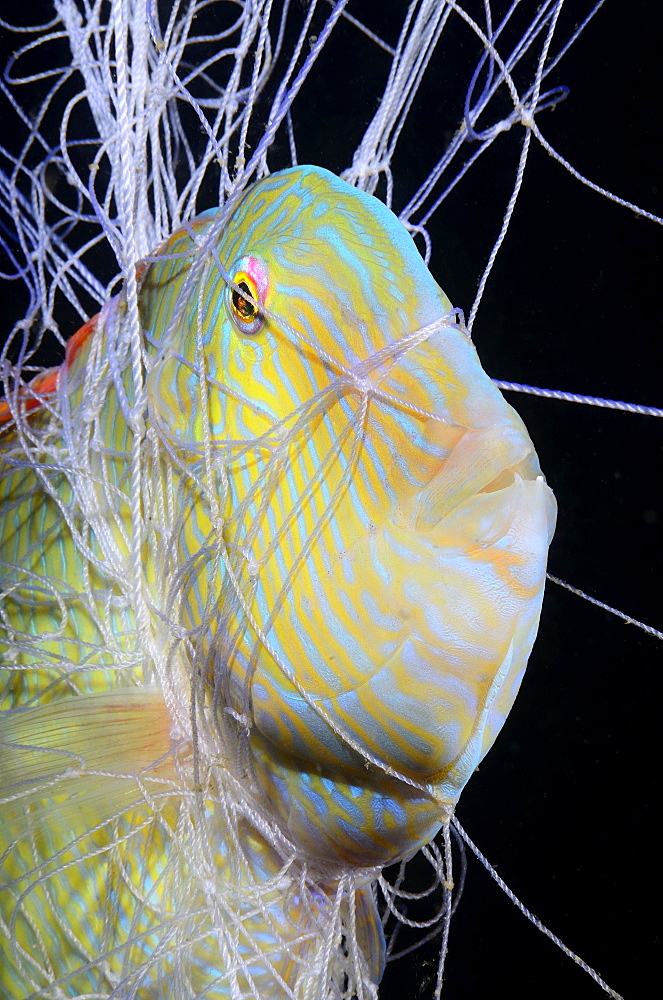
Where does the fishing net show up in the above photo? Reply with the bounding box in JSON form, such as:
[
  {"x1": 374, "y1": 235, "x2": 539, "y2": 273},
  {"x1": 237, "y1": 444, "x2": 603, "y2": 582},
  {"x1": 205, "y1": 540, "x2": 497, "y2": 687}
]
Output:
[{"x1": 0, "y1": 2, "x2": 660, "y2": 998}]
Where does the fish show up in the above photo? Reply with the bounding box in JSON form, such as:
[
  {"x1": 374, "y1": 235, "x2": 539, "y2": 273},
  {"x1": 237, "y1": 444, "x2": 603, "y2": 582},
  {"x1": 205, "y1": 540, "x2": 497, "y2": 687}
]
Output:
[{"x1": 0, "y1": 164, "x2": 556, "y2": 997}]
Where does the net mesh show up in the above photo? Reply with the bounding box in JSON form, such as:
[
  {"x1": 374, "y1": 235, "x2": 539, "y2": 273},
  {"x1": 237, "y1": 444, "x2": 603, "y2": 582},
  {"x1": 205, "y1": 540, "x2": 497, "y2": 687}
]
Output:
[{"x1": 0, "y1": 2, "x2": 659, "y2": 998}]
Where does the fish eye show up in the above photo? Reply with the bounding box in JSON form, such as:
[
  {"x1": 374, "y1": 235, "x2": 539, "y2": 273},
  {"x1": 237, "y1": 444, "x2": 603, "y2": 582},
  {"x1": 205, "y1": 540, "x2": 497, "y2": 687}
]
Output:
[
  {"x1": 232, "y1": 281, "x2": 256, "y2": 321},
  {"x1": 227, "y1": 270, "x2": 264, "y2": 336}
]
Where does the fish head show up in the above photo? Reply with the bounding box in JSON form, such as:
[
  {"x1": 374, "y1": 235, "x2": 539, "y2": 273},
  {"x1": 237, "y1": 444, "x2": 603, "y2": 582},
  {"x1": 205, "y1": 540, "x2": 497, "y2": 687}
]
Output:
[{"x1": 141, "y1": 166, "x2": 556, "y2": 869}]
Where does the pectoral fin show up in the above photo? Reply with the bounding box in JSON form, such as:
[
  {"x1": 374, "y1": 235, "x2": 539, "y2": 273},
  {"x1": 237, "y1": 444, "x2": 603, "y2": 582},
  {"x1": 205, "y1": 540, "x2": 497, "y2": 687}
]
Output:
[{"x1": 0, "y1": 688, "x2": 177, "y2": 834}]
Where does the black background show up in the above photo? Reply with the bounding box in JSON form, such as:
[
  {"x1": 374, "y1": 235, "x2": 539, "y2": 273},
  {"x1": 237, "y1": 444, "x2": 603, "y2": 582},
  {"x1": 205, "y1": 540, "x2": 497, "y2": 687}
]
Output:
[{"x1": 0, "y1": 3, "x2": 660, "y2": 999}]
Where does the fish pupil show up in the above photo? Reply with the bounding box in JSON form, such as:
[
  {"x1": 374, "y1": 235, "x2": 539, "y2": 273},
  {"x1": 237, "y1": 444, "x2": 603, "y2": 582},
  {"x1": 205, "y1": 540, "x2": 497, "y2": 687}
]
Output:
[{"x1": 232, "y1": 281, "x2": 256, "y2": 321}]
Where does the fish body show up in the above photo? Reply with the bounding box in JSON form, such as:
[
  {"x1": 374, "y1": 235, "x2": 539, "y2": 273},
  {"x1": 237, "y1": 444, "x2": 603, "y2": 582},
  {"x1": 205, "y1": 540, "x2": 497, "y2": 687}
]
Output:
[{"x1": 0, "y1": 166, "x2": 555, "y2": 996}]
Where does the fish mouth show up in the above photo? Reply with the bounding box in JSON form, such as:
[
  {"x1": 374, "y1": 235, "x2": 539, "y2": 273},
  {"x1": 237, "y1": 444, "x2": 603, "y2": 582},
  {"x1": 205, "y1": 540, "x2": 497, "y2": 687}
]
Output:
[{"x1": 401, "y1": 420, "x2": 543, "y2": 532}]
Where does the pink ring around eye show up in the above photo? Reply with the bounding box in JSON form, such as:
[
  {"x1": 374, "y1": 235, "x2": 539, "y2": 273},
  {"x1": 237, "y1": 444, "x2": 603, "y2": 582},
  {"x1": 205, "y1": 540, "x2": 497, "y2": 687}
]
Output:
[{"x1": 226, "y1": 255, "x2": 269, "y2": 336}]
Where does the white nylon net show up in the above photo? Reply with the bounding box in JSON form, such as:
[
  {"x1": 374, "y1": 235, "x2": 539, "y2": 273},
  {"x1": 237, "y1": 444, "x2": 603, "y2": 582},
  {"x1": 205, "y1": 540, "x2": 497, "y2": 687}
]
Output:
[{"x1": 0, "y1": 2, "x2": 659, "y2": 998}]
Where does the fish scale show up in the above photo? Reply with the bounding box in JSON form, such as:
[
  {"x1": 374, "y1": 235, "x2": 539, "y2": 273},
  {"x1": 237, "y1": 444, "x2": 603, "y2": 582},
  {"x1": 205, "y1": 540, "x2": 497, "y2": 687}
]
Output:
[{"x1": 1, "y1": 165, "x2": 555, "y2": 996}]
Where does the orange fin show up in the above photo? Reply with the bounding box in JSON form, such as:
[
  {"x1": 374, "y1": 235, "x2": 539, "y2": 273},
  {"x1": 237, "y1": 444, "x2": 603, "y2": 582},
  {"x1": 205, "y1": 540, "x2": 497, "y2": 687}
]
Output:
[
  {"x1": 0, "y1": 312, "x2": 99, "y2": 425},
  {"x1": 0, "y1": 687, "x2": 179, "y2": 833}
]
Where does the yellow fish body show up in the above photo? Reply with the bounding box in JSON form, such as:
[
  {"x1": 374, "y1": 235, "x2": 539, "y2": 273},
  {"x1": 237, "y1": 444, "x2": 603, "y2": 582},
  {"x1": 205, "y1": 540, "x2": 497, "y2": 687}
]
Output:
[{"x1": 0, "y1": 165, "x2": 555, "y2": 996}]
